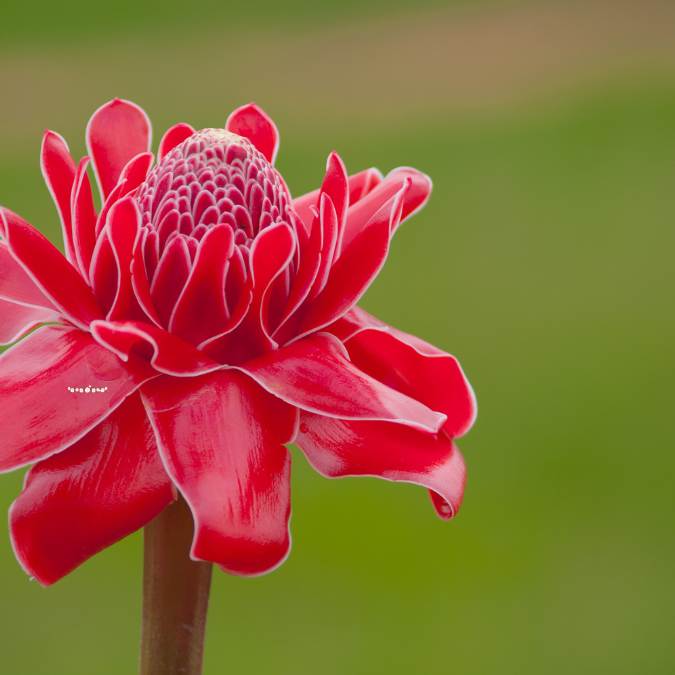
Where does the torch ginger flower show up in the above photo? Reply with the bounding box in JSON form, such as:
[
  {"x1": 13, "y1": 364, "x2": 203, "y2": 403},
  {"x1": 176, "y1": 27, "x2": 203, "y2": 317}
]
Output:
[{"x1": 0, "y1": 99, "x2": 476, "y2": 585}]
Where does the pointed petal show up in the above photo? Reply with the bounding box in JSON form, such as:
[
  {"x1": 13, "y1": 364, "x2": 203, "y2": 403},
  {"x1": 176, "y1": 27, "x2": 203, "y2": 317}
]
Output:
[
  {"x1": 292, "y1": 167, "x2": 383, "y2": 229},
  {"x1": 297, "y1": 414, "x2": 466, "y2": 519},
  {"x1": 341, "y1": 167, "x2": 432, "y2": 251},
  {"x1": 226, "y1": 103, "x2": 280, "y2": 164},
  {"x1": 217, "y1": 222, "x2": 295, "y2": 361},
  {"x1": 106, "y1": 197, "x2": 141, "y2": 320},
  {"x1": 292, "y1": 180, "x2": 407, "y2": 339},
  {"x1": 0, "y1": 298, "x2": 59, "y2": 345},
  {"x1": 348, "y1": 167, "x2": 384, "y2": 203},
  {"x1": 170, "y1": 224, "x2": 234, "y2": 344},
  {"x1": 0, "y1": 326, "x2": 155, "y2": 473},
  {"x1": 9, "y1": 395, "x2": 174, "y2": 585},
  {"x1": 130, "y1": 231, "x2": 163, "y2": 327},
  {"x1": 0, "y1": 242, "x2": 56, "y2": 310},
  {"x1": 142, "y1": 371, "x2": 293, "y2": 575},
  {"x1": 86, "y1": 98, "x2": 152, "y2": 199},
  {"x1": 307, "y1": 193, "x2": 338, "y2": 299},
  {"x1": 342, "y1": 312, "x2": 477, "y2": 438},
  {"x1": 251, "y1": 222, "x2": 295, "y2": 341},
  {"x1": 237, "y1": 333, "x2": 445, "y2": 433},
  {"x1": 150, "y1": 236, "x2": 192, "y2": 327},
  {"x1": 116, "y1": 151, "x2": 155, "y2": 197},
  {"x1": 320, "y1": 152, "x2": 348, "y2": 256},
  {"x1": 0, "y1": 208, "x2": 102, "y2": 329},
  {"x1": 159, "y1": 123, "x2": 196, "y2": 160},
  {"x1": 40, "y1": 130, "x2": 77, "y2": 263},
  {"x1": 89, "y1": 229, "x2": 117, "y2": 314},
  {"x1": 71, "y1": 157, "x2": 98, "y2": 282},
  {"x1": 90, "y1": 320, "x2": 221, "y2": 377},
  {"x1": 272, "y1": 212, "x2": 322, "y2": 338}
]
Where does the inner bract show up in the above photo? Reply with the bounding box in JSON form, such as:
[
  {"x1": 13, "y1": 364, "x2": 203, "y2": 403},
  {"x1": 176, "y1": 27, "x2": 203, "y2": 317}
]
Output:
[
  {"x1": 133, "y1": 129, "x2": 295, "y2": 335},
  {"x1": 135, "y1": 127, "x2": 293, "y2": 269}
]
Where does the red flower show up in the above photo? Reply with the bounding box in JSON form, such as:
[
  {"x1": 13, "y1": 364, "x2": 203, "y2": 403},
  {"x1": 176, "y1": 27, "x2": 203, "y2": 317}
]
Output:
[{"x1": 0, "y1": 99, "x2": 476, "y2": 584}]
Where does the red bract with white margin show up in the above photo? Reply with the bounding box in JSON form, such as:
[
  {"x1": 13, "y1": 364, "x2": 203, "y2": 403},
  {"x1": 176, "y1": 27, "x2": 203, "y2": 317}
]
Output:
[{"x1": 0, "y1": 99, "x2": 476, "y2": 584}]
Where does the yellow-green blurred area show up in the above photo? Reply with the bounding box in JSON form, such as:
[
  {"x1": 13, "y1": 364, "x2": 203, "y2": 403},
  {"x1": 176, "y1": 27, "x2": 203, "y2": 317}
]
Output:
[{"x1": 1, "y1": 0, "x2": 675, "y2": 673}]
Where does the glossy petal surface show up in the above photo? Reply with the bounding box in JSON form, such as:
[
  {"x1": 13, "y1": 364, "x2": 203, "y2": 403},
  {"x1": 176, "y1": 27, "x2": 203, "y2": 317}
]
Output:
[
  {"x1": 10, "y1": 395, "x2": 174, "y2": 585},
  {"x1": 297, "y1": 414, "x2": 466, "y2": 519},
  {"x1": 91, "y1": 320, "x2": 221, "y2": 376},
  {"x1": 1, "y1": 208, "x2": 102, "y2": 328},
  {"x1": 40, "y1": 130, "x2": 77, "y2": 263},
  {"x1": 341, "y1": 310, "x2": 477, "y2": 438},
  {"x1": 0, "y1": 299, "x2": 58, "y2": 345},
  {"x1": 238, "y1": 333, "x2": 445, "y2": 432},
  {"x1": 86, "y1": 98, "x2": 152, "y2": 198},
  {"x1": 0, "y1": 326, "x2": 155, "y2": 472},
  {"x1": 225, "y1": 103, "x2": 280, "y2": 164},
  {"x1": 143, "y1": 371, "x2": 293, "y2": 575},
  {"x1": 0, "y1": 242, "x2": 55, "y2": 310},
  {"x1": 158, "y1": 123, "x2": 195, "y2": 160},
  {"x1": 341, "y1": 167, "x2": 432, "y2": 250}
]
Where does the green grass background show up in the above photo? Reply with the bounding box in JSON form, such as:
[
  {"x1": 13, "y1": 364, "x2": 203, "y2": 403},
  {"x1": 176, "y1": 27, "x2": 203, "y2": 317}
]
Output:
[{"x1": 1, "y1": 1, "x2": 674, "y2": 673}]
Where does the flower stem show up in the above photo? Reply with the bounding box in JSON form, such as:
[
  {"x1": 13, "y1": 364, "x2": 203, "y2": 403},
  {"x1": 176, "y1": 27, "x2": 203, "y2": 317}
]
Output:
[{"x1": 140, "y1": 497, "x2": 213, "y2": 675}]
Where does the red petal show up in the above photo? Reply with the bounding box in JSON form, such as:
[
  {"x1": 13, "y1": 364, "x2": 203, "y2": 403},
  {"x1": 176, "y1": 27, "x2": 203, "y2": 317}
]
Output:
[
  {"x1": 321, "y1": 153, "x2": 348, "y2": 256},
  {"x1": 220, "y1": 222, "x2": 295, "y2": 361},
  {"x1": 91, "y1": 320, "x2": 221, "y2": 376},
  {"x1": 225, "y1": 103, "x2": 280, "y2": 164},
  {"x1": 0, "y1": 326, "x2": 155, "y2": 473},
  {"x1": 0, "y1": 242, "x2": 55, "y2": 310},
  {"x1": 95, "y1": 178, "x2": 130, "y2": 237},
  {"x1": 237, "y1": 333, "x2": 445, "y2": 432},
  {"x1": 89, "y1": 230, "x2": 117, "y2": 314},
  {"x1": 307, "y1": 193, "x2": 338, "y2": 299},
  {"x1": 0, "y1": 208, "x2": 102, "y2": 329},
  {"x1": 292, "y1": 167, "x2": 383, "y2": 229},
  {"x1": 159, "y1": 123, "x2": 196, "y2": 160},
  {"x1": 170, "y1": 224, "x2": 234, "y2": 344},
  {"x1": 107, "y1": 197, "x2": 141, "y2": 320},
  {"x1": 71, "y1": 157, "x2": 98, "y2": 282},
  {"x1": 341, "y1": 168, "x2": 431, "y2": 251},
  {"x1": 342, "y1": 311, "x2": 476, "y2": 438},
  {"x1": 297, "y1": 414, "x2": 466, "y2": 519},
  {"x1": 251, "y1": 222, "x2": 296, "y2": 338},
  {"x1": 130, "y1": 231, "x2": 163, "y2": 327},
  {"x1": 116, "y1": 151, "x2": 155, "y2": 197},
  {"x1": 348, "y1": 167, "x2": 384, "y2": 203},
  {"x1": 0, "y1": 298, "x2": 59, "y2": 345},
  {"x1": 40, "y1": 130, "x2": 77, "y2": 263},
  {"x1": 142, "y1": 371, "x2": 293, "y2": 575},
  {"x1": 86, "y1": 98, "x2": 152, "y2": 199},
  {"x1": 150, "y1": 236, "x2": 192, "y2": 327},
  {"x1": 292, "y1": 180, "x2": 407, "y2": 339},
  {"x1": 9, "y1": 395, "x2": 174, "y2": 585},
  {"x1": 272, "y1": 212, "x2": 322, "y2": 338}
]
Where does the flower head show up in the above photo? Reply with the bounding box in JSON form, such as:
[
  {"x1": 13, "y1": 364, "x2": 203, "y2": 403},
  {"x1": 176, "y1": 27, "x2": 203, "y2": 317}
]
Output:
[{"x1": 0, "y1": 99, "x2": 476, "y2": 584}]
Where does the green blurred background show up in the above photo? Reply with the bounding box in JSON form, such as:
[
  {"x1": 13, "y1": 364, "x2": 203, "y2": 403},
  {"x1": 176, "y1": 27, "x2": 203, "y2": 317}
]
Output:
[{"x1": 1, "y1": 0, "x2": 674, "y2": 673}]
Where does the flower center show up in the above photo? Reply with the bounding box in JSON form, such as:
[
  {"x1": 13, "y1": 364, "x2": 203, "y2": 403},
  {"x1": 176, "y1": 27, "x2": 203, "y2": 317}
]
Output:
[{"x1": 135, "y1": 128, "x2": 292, "y2": 249}]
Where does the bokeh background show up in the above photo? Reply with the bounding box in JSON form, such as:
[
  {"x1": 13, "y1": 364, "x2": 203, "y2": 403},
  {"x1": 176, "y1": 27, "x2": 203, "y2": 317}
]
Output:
[{"x1": 1, "y1": 0, "x2": 675, "y2": 673}]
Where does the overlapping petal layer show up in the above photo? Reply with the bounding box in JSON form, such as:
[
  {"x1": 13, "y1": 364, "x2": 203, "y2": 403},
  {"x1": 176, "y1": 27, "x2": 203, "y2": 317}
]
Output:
[
  {"x1": 0, "y1": 97, "x2": 475, "y2": 582},
  {"x1": 296, "y1": 414, "x2": 466, "y2": 519},
  {"x1": 0, "y1": 326, "x2": 155, "y2": 472},
  {"x1": 333, "y1": 308, "x2": 477, "y2": 438},
  {"x1": 10, "y1": 395, "x2": 174, "y2": 585},
  {"x1": 0, "y1": 299, "x2": 58, "y2": 346},
  {"x1": 237, "y1": 333, "x2": 446, "y2": 432},
  {"x1": 142, "y1": 371, "x2": 293, "y2": 575},
  {"x1": 86, "y1": 98, "x2": 152, "y2": 198},
  {"x1": 1, "y1": 208, "x2": 102, "y2": 328}
]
